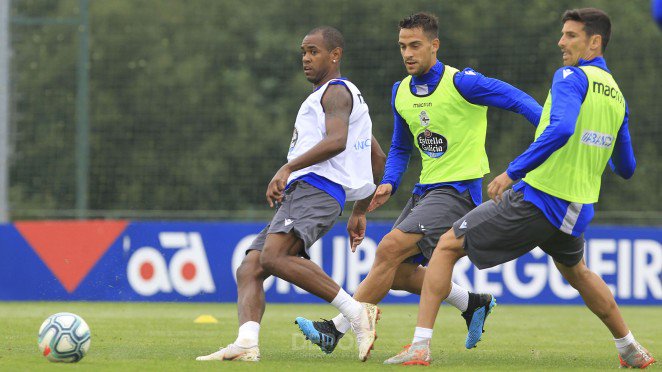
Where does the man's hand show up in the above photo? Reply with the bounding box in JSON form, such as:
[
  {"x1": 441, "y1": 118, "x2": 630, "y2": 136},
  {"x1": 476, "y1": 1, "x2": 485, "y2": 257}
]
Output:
[
  {"x1": 367, "y1": 183, "x2": 393, "y2": 212},
  {"x1": 347, "y1": 212, "x2": 367, "y2": 252},
  {"x1": 266, "y1": 164, "x2": 292, "y2": 207},
  {"x1": 487, "y1": 171, "x2": 514, "y2": 203}
]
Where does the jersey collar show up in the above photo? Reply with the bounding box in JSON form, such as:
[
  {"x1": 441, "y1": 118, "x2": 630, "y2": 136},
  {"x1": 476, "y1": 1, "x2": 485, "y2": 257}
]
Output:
[
  {"x1": 578, "y1": 56, "x2": 611, "y2": 74},
  {"x1": 313, "y1": 76, "x2": 348, "y2": 92},
  {"x1": 410, "y1": 60, "x2": 444, "y2": 87}
]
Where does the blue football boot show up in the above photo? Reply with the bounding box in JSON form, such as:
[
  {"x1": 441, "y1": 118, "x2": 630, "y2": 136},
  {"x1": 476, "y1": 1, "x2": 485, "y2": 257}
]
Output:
[
  {"x1": 462, "y1": 293, "x2": 497, "y2": 349},
  {"x1": 295, "y1": 317, "x2": 344, "y2": 354}
]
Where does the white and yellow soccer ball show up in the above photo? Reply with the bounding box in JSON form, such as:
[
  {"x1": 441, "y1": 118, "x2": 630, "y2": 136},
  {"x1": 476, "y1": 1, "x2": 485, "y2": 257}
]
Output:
[{"x1": 38, "y1": 312, "x2": 91, "y2": 362}]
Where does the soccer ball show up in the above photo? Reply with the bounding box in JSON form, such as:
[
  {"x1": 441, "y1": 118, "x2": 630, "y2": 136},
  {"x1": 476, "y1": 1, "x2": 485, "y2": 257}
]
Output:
[{"x1": 38, "y1": 312, "x2": 91, "y2": 362}]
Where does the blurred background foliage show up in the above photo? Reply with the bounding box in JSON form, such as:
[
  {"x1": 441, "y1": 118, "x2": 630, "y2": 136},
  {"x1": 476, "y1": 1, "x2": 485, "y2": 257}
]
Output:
[{"x1": 7, "y1": 0, "x2": 661, "y2": 223}]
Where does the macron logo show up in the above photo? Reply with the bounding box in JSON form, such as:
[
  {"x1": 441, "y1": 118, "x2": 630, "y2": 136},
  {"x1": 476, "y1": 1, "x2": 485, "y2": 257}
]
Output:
[
  {"x1": 284, "y1": 219, "x2": 294, "y2": 226},
  {"x1": 459, "y1": 220, "x2": 468, "y2": 229},
  {"x1": 562, "y1": 69, "x2": 574, "y2": 79}
]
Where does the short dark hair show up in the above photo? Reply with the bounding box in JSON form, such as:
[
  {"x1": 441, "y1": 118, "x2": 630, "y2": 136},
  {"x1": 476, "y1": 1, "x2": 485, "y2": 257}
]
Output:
[
  {"x1": 307, "y1": 26, "x2": 344, "y2": 51},
  {"x1": 562, "y1": 8, "x2": 611, "y2": 52},
  {"x1": 399, "y1": 12, "x2": 439, "y2": 40}
]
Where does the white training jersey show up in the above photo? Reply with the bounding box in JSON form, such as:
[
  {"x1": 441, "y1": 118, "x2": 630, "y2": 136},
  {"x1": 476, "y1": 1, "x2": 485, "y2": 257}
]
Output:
[{"x1": 287, "y1": 79, "x2": 376, "y2": 201}]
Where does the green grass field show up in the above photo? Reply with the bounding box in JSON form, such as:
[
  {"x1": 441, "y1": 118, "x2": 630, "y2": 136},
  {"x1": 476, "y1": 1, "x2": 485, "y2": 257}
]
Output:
[{"x1": 1, "y1": 302, "x2": 659, "y2": 371}]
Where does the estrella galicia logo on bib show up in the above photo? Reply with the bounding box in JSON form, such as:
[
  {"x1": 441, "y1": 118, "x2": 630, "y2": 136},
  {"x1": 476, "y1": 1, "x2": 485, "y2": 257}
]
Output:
[
  {"x1": 289, "y1": 127, "x2": 298, "y2": 152},
  {"x1": 417, "y1": 129, "x2": 447, "y2": 158}
]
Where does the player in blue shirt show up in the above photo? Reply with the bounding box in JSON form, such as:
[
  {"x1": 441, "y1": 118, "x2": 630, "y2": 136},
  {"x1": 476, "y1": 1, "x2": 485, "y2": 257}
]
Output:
[
  {"x1": 386, "y1": 8, "x2": 655, "y2": 368},
  {"x1": 654, "y1": 0, "x2": 662, "y2": 28},
  {"x1": 297, "y1": 12, "x2": 542, "y2": 355}
]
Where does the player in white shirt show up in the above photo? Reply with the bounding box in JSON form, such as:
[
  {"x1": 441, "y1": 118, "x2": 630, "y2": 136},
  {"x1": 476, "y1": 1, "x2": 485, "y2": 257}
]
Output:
[{"x1": 196, "y1": 26, "x2": 385, "y2": 363}]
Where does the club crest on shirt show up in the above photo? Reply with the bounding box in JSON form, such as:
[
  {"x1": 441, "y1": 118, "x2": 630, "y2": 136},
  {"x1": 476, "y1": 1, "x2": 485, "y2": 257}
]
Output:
[
  {"x1": 417, "y1": 129, "x2": 447, "y2": 158},
  {"x1": 289, "y1": 127, "x2": 298, "y2": 152},
  {"x1": 419, "y1": 110, "x2": 430, "y2": 127}
]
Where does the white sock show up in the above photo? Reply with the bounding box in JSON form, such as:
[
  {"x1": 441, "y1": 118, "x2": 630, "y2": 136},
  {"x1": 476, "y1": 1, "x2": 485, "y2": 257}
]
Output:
[
  {"x1": 330, "y1": 289, "x2": 363, "y2": 323},
  {"x1": 614, "y1": 331, "x2": 635, "y2": 353},
  {"x1": 235, "y1": 321, "x2": 260, "y2": 348},
  {"x1": 445, "y1": 282, "x2": 470, "y2": 312},
  {"x1": 332, "y1": 313, "x2": 351, "y2": 334},
  {"x1": 412, "y1": 327, "x2": 433, "y2": 344}
]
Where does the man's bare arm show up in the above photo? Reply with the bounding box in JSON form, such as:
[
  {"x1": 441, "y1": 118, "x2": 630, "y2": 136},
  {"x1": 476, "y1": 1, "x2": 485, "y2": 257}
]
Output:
[{"x1": 266, "y1": 84, "x2": 352, "y2": 207}]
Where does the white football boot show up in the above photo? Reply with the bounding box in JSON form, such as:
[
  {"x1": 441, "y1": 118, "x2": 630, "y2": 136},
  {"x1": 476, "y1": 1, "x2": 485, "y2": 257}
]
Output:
[
  {"x1": 350, "y1": 302, "x2": 380, "y2": 362},
  {"x1": 196, "y1": 343, "x2": 260, "y2": 362}
]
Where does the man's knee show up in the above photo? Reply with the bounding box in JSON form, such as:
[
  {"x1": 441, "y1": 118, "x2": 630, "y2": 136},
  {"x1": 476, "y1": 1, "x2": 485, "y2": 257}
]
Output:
[
  {"x1": 392, "y1": 264, "x2": 423, "y2": 292},
  {"x1": 556, "y1": 260, "x2": 592, "y2": 288},
  {"x1": 375, "y1": 232, "x2": 416, "y2": 264},
  {"x1": 436, "y1": 229, "x2": 465, "y2": 259},
  {"x1": 237, "y1": 251, "x2": 266, "y2": 283},
  {"x1": 258, "y1": 248, "x2": 279, "y2": 274},
  {"x1": 259, "y1": 232, "x2": 302, "y2": 275}
]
